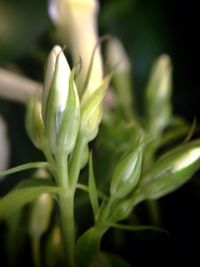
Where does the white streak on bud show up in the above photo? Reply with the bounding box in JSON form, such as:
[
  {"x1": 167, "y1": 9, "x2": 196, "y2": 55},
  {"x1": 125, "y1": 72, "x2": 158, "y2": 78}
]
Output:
[
  {"x1": 42, "y1": 45, "x2": 77, "y2": 154},
  {"x1": 42, "y1": 45, "x2": 70, "y2": 121},
  {"x1": 172, "y1": 147, "x2": 200, "y2": 172}
]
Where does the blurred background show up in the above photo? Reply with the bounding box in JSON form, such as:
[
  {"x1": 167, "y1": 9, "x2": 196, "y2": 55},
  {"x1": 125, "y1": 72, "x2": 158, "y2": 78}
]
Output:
[{"x1": 0, "y1": 0, "x2": 200, "y2": 266}]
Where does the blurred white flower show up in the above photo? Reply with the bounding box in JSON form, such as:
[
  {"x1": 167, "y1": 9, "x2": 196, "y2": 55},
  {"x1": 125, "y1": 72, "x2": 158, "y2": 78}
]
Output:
[
  {"x1": 0, "y1": 116, "x2": 10, "y2": 178},
  {"x1": 0, "y1": 68, "x2": 42, "y2": 103},
  {"x1": 48, "y1": 0, "x2": 103, "y2": 94}
]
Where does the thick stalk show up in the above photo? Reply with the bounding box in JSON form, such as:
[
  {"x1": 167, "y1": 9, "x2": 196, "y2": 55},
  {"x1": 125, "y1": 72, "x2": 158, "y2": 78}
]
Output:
[
  {"x1": 59, "y1": 193, "x2": 75, "y2": 267},
  {"x1": 55, "y1": 152, "x2": 75, "y2": 267}
]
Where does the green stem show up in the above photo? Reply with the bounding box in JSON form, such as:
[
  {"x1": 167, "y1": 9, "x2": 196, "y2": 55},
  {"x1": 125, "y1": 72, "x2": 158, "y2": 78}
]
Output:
[
  {"x1": 59, "y1": 193, "x2": 75, "y2": 267},
  {"x1": 32, "y1": 236, "x2": 41, "y2": 267},
  {"x1": 69, "y1": 136, "x2": 86, "y2": 191},
  {"x1": 55, "y1": 152, "x2": 75, "y2": 267}
]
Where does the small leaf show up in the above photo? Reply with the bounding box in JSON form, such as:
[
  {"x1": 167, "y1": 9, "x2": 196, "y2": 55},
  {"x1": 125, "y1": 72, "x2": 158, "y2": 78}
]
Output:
[
  {"x1": 108, "y1": 222, "x2": 167, "y2": 234},
  {"x1": 0, "y1": 162, "x2": 52, "y2": 177},
  {"x1": 88, "y1": 153, "x2": 99, "y2": 219},
  {"x1": 75, "y1": 227, "x2": 102, "y2": 267},
  {"x1": 0, "y1": 179, "x2": 62, "y2": 219}
]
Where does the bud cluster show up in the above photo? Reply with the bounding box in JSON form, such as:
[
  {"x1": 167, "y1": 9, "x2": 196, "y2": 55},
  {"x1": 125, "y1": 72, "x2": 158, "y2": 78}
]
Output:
[{"x1": 26, "y1": 45, "x2": 109, "y2": 162}]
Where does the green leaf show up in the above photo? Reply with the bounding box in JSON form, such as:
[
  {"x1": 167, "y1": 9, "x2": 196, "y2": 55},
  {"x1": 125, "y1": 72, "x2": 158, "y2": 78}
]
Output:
[
  {"x1": 75, "y1": 227, "x2": 102, "y2": 267},
  {"x1": 0, "y1": 179, "x2": 62, "y2": 219},
  {"x1": 108, "y1": 222, "x2": 167, "y2": 234},
  {"x1": 88, "y1": 153, "x2": 99, "y2": 219},
  {"x1": 0, "y1": 162, "x2": 52, "y2": 177}
]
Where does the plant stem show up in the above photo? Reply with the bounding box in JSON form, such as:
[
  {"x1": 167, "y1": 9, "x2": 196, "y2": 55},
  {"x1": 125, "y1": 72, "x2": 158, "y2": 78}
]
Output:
[
  {"x1": 32, "y1": 236, "x2": 41, "y2": 267},
  {"x1": 59, "y1": 193, "x2": 75, "y2": 267},
  {"x1": 55, "y1": 152, "x2": 75, "y2": 267}
]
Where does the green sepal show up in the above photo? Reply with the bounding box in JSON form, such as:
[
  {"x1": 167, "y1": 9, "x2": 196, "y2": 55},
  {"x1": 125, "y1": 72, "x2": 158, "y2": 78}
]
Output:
[
  {"x1": 57, "y1": 69, "x2": 80, "y2": 155},
  {"x1": 80, "y1": 75, "x2": 111, "y2": 142}
]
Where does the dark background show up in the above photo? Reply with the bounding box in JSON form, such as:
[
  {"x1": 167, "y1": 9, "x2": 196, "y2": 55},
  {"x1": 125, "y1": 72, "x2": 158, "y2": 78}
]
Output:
[{"x1": 0, "y1": 0, "x2": 200, "y2": 266}]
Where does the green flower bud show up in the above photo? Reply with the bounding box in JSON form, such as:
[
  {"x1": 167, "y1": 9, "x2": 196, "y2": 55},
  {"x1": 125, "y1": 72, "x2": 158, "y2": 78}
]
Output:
[
  {"x1": 42, "y1": 46, "x2": 80, "y2": 155},
  {"x1": 29, "y1": 193, "x2": 53, "y2": 238},
  {"x1": 25, "y1": 96, "x2": 46, "y2": 150},
  {"x1": 145, "y1": 55, "x2": 172, "y2": 136},
  {"x1": 140, "y1": 140, "x2": 200, "y2": 199},
  {"x1": 109, "y1": 198, "x2": 134, "y2": 223},
  {"x1": 110, "y1": 135, "x2": 145, "y2": 199},
  {"x1": 80, "y1": 76, "x2": 110, "y2": 142}
]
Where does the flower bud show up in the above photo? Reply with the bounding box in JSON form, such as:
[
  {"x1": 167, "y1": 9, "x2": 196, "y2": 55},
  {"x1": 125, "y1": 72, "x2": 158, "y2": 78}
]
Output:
[
  {"x1": 29, "y1": 193, "x2": 53, "y2": 238},
  {"x1": 108, "y1": 198, "x2": 134, "y2": 223},
  {"x1": 140, "y1": 140, "x2": 200, "y2": 199},
  {"x1": 145, "y1": 55, "x2": 172, "y2": 136},
  {"x1": 42, "y1": 46, "x2": 80, "y2": 155},
  {"x1": 106, "y1": 38, "x2": 134, "y2": 120},
  {"x1": 25, "y1": 96, "x2": 46, "y2": 150},
  {"x1": 79, "y1": 76, "x2": 110, "y2": 142},
  {"x1": 110, "y1": 134, "x2": 145, "y2": 199}
]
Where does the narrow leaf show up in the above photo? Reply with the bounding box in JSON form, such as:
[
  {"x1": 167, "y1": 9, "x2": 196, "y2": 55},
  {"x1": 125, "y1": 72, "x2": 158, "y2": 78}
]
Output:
[
  {"x1": 108, "y1": 223, "x2": 167, "y2": 234},
  {"x1": 88, "y1": 153, "x2": 99, "y2": 219},
  {"x1": 0, "y1": 162, "x2": 52, "y2": 177},
  {"x1": 0, "y1": 181, "x2": 62, "y2": 219},
  {"x1": 75, "y1": 227, "x2": 102, "y2": 267}
]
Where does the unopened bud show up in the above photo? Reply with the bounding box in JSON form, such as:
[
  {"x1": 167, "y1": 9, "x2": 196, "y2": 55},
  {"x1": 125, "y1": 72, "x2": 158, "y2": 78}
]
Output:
[
  {"x1": 29, "y1": 193, "x2": 53, "y2": 238},
  {"x1": 110, "y1": 134, "x2": 145, "y2": 199},
  {"x1": 109, "y1": 198, "x2": 134, "y2": 223},
  {"x1": 42, "y1": 46, "x2": 80, "y2": 155},
  {"x1": 145, "y1": 55, "x2": 172, "y2": 136},
  {"x1": 140, "y1": 139, "x2": 200, "y2": 199},
  {"x1": 80, "y1": 76, "x2": 110, "y2": 142},
  {"x1": 106, "y1": 38, "x2": 134, "y2": 120},
  {"x1": 25, "y1": 96, "x2": 46, "y2": 150}
]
